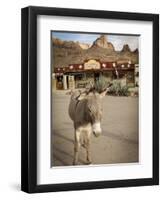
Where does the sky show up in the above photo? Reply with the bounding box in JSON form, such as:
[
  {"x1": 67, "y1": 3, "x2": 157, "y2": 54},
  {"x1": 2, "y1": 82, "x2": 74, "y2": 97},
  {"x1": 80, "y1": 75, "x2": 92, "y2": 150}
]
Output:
[{"x1": 52, "y1": 31, "x2": 139, "y2": 51}]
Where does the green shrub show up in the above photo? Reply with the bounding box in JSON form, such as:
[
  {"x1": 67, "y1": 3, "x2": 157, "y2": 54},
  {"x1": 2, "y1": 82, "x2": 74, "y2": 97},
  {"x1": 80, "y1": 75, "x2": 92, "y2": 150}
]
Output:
[
  {"x1": 89, "y1": 78, "x2": 129, "y2": 96},
  {"x1": 94, "y1": 77, "x2": 108, "y2": 93},
  {"x1": 108, "y1": 81, "x2": 129, "y2": 96}
]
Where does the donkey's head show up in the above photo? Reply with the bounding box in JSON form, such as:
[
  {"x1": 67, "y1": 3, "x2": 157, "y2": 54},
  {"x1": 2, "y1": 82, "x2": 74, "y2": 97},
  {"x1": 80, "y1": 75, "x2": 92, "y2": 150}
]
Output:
[{"x1": 78, "y1": 88, "x2": 109, "y2": 137}]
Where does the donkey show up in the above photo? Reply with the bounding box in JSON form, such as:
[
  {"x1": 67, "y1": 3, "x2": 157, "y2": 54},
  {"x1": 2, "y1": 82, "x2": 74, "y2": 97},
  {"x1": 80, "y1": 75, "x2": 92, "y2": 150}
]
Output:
[{"x1": 68, "y1": 85, "x2": 110, "y2": 165}]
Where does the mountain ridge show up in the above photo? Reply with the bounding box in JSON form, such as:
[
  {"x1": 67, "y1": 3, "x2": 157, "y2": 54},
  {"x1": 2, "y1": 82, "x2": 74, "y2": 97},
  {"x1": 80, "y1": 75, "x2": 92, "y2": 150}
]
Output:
[{"x1": 52, "y1": 35, "x2": 139, "y2": 70}]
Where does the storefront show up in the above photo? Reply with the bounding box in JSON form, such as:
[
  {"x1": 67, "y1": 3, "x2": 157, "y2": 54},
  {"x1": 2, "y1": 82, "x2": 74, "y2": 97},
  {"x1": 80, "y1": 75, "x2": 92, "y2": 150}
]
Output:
[{"x1": 52, "y1": 59, "x2": 137, "y2": 90}]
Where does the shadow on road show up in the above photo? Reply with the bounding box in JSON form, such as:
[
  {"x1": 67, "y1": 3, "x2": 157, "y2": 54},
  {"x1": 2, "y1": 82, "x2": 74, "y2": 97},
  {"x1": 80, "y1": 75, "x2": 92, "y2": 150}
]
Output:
[
  {"x1": 53, "y1": 130, "x2": 74, "y2": 144},
  {"x1": 103, "y1": 130, "x2": 138, "y2": 145},
  {"x1": 52, "y1": 145, "x2": 86, "y2": 166}
]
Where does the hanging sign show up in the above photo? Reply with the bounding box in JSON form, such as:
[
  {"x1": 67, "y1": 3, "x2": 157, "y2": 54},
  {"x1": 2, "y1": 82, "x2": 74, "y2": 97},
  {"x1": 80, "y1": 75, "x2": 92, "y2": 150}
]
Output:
[{"x1": 84, "y1": 59, "x2": 101, "y2": 70}]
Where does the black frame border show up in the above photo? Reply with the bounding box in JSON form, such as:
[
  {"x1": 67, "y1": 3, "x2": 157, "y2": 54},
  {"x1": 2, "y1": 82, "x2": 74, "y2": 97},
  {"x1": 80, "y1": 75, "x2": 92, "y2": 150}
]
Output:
[{"x1": 21, "y1": 6, "x2": 159, "y2": 193}]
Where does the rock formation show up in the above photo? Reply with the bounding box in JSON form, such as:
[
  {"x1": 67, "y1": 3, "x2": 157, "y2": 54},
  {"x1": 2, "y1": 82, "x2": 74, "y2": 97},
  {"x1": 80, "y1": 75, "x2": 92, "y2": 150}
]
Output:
[
  {"x1": 76, "y1": 42, "x2": 91, "y2": 49},
  {"x1": 52, "y1": 34, "x2": 139, "y2": 70},
  {"x1": 91, "y1": 35, "x2": 115, "y2": 51},
  {"x1": 121, "y1": 44, "x2": 131, "y2": 53}
]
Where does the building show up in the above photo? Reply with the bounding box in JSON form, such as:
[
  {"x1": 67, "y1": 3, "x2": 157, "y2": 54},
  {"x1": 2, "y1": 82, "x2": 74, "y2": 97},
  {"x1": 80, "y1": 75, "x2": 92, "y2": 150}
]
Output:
[{"x1": 52, "y1": 59, "x2": 138, "y2": 90}]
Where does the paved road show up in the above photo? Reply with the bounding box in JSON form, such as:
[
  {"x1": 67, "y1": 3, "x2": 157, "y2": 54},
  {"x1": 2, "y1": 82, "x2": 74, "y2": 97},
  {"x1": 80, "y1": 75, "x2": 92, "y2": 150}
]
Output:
[{"x1": 51, "y1": 91, "x2": 139, "y2": 166}]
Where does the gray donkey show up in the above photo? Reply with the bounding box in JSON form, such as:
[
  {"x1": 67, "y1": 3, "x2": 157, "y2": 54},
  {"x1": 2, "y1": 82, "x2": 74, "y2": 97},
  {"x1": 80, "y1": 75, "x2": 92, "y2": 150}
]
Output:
[{"x1": 68, "y1": 84, "x2": 111, "y2": 165}]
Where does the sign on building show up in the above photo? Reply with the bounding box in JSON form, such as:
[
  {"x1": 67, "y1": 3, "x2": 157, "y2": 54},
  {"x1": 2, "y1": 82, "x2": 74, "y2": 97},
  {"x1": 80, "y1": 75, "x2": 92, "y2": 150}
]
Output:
[{"x1": 84, "y1": 59, "x2": 101, "y2": 70}]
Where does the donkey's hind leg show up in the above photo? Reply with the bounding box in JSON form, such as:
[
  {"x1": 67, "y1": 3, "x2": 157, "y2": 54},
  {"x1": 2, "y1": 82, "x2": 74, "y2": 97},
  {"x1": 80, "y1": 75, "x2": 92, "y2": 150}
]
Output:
[
  {"x1": 85, "y1": 132, "x2": 92, "y2": 164},
  {"x1": 85, "y1": 140, "x2": 92, "y2": 164},
  {"x1": 73, "y1": 130, "x2": 81, "y2": 165}
]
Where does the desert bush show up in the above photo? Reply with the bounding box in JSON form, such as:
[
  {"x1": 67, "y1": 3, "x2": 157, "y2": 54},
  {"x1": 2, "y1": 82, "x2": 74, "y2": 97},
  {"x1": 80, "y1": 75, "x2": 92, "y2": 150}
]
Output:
[
  {"x1": 108, "y1": 81, "x2": 129, "y2": 96},
  {"x1": 88, "y1": 78, "x2": 129, "y2": 96},
  {"x1": 94, "y1": 77, "x2": 108, "y2": 93}
]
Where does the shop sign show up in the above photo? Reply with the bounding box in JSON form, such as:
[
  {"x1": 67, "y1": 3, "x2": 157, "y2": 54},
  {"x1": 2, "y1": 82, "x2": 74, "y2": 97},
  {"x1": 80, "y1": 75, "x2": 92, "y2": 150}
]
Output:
[{"x1": 84, "y1": 59, "x2": 101, "y2": 70}]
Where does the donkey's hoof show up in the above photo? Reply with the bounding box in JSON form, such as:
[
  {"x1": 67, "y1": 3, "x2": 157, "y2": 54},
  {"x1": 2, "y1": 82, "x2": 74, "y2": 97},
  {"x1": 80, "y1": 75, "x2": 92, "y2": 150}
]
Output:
[
  {"x1": 73, "y1": 161, "x2": 78, "y2": 165},
  {"x1": 85, "y1": 160, "x2": 92, "y2": 165}
]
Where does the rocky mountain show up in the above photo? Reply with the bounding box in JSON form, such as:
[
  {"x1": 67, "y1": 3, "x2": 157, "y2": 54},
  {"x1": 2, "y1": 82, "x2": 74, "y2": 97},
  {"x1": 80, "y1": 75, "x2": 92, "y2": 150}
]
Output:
[
  {"x1": 133, "y1": 48, "x2": 139, "y2": 54},
  {"x1": 121, "y1": 44, "x2": 131, "y2": 53},
  {"x1": 52, "y1": 35, "x2": 139, "y2": 70},
  {"x1": 91, "y1": 35, "x2": 115, "y2": 51},
  {"x1": 76, "y1": 42, "x2": 91, "y2": 49},
  {"x1": 52, "y1": 38, "x2": 82, "y2": 50}
]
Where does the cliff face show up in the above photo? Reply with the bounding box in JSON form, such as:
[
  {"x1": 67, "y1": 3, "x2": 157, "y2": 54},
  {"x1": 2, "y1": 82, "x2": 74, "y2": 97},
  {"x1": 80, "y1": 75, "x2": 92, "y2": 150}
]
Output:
[
  {"x1": 52, "y1": 35, "x2": 139, "y2": 70},
  {"x1": 91, "y1": 35, "x2": 115, "y2": 51},
  {"x1": 92, "y1": 35, "x2": 108, "y2": 48},
  {"x1": 52, "y1": 38, "x2": 82, "y2": 50},
  {"x1": 76, "y1": 42, "x2": 91, "y2": 49},
  {"x1": 133, "y1": 48, "x2": 138, "y2": 54},
  {"x1": 121, "y1": 44, "x2": 131, "y2": 53}
]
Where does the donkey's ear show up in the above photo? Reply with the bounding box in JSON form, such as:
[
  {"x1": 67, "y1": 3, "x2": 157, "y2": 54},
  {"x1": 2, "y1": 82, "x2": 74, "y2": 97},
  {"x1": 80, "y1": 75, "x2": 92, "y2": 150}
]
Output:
[{"x1": 99, "y1": 88, "x2": 109, "y2": 98}]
